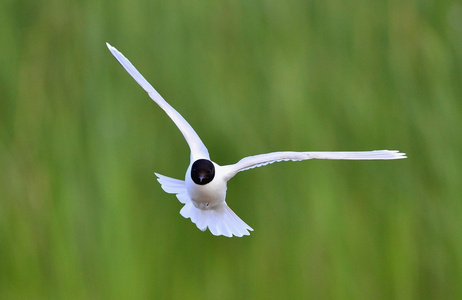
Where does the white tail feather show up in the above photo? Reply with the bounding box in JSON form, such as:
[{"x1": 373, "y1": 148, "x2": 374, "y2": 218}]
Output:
[
  {"x1": 155, "y1": 173, "x2": 253, "y2": 237},
  {"x1": 180, "y1": 201, "x2": 253, "y2": 237}
]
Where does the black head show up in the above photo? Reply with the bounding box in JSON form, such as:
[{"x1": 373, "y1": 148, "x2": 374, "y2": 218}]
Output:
[{"x1": 191, "y1": 159, "x2": 215, "y2": 185}]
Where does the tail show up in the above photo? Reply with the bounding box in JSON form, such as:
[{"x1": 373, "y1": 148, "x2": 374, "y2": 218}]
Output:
[
  {"x1": 179, "y1": 201, "x2": 253, "y2": 237},
  {"x1": 155, "y1": 173, "x2": 253, "y2": 237}
]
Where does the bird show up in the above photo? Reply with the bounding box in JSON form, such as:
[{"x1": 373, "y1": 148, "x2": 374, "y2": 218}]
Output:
[{"x1": 106, "y1": 43, "x2": 407, "y2": 238}]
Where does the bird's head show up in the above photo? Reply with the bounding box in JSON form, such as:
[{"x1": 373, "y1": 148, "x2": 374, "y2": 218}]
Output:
[{"x1": 191, "y1": 159, "x2": 215, "y2": 185}]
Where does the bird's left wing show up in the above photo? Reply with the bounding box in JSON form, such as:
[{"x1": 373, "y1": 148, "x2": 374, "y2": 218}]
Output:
[
  {"x1": 107, "y1": 43, "x2": 210, "y2": 161},
  {"x1": 221, "y1": 150, "x2": 406, "y2": 180}
]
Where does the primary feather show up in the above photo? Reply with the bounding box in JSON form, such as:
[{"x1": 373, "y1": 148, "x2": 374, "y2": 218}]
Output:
[{"x1": 106, "y1": 43, "x2": 209, "y2": 161}]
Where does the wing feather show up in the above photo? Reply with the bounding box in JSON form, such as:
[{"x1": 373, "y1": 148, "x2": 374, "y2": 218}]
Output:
[
  {"x1": 107, "y1": 43, "x2": 209, "y2": 161},
  {"x1": 222, "y1": 150, "x2": 406, "y2": 180}
]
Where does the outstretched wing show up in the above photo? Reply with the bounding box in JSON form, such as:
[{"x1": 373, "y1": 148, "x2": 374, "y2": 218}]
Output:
[
  {"x1": 222, "y1": 150, "x2": 406, "y2": 180},
  {"x1": 107, "y1": 43, "x2": 209, "y2": 161}
]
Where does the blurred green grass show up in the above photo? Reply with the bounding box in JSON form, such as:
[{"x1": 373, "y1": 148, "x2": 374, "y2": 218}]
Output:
[{"x1": 1, "y1": 0, "x2": 461, "y2": 299}]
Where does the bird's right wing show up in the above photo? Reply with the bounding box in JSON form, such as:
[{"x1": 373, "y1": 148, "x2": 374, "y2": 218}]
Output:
[
  {"x1": 107, "y1": 43, "x2": 210, "y2": 161},
  {"x1": 221, "y1": 150, "x2": 406, "y2": 180}
]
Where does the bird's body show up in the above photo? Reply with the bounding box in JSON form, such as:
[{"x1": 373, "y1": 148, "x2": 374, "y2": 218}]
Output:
[
  {"x1": 107, "y1": 43, "x2": 407, "y2": 237},
  {"x1": 185, "y1": 161, "x2": 226, "y2": 210}
]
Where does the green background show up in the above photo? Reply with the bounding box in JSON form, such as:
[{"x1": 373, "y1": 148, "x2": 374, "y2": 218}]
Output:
[{"x1": 1, "y1": 0, "x2": 461, "y2": 299}]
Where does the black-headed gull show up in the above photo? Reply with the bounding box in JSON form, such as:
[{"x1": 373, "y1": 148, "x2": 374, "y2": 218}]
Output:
[{"x1": 107, "y1": 43, "x2": 406, "y2": 238}]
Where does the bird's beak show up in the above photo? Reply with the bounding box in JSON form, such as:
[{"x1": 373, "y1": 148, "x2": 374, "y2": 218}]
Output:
[{"x1": 199, "y1": 174, "x2": 205, "y2": 183}]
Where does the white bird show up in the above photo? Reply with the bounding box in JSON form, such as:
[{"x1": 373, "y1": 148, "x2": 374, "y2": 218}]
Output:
[{"x1": 106, "y1": 43, "x2": 407, "y2": 238}]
